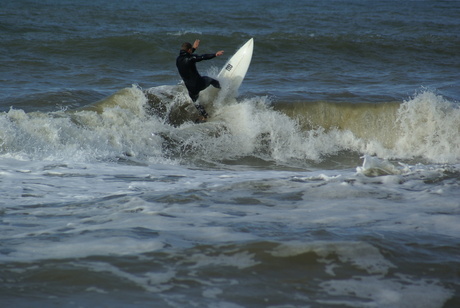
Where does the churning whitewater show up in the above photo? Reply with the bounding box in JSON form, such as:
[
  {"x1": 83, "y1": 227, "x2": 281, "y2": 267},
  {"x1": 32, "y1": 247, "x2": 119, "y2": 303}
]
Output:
[{"x1": 1, "y1": 86, "x2": 459, "y2": 165}]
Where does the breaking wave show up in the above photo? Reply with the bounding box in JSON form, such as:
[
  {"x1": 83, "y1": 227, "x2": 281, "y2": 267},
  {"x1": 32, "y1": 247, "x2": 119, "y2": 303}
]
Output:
[{"x1": 1, "y1": 86, "x2": 459, "y2": 167}]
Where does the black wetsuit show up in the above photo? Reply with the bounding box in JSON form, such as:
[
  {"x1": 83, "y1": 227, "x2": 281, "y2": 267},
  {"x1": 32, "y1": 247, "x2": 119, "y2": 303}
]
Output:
[{"x1": 176, "y1": 49, "x2": 220, "y2": 118}]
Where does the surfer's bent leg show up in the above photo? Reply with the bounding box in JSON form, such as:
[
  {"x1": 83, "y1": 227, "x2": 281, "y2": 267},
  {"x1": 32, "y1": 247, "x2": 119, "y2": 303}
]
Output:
[
  {"x1": 189, "y1": 91, "x2": 209, "y2": 118},
  {"x1": 189, "y1": 91, "x2": 200, "y2": 103},
  {"x1": 188, "y1": 76, "x2": 218, "y2": 119},
  {"x1": 211, "y1": 79, "x2": 220, "y2": 89},
  {"x1": 203, "y1": 76, "x2": 220, "y2": 89}
]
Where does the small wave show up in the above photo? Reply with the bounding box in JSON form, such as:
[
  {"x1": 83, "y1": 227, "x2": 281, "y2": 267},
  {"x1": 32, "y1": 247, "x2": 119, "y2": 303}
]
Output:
[{"x1": 167, "y1": 30, "x2": 203, "y2": 36}]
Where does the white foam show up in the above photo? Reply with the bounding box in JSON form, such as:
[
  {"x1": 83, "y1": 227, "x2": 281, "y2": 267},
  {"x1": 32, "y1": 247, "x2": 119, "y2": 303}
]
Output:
[
  {"x1": 80, "y1": 261, "x2": 176, "y2": 293},
  {"x1": 202, "y1": 287, "x2": 223, "y2": 298},
  {"x1": 394, "y1": 90, "x2": 460, "y2": 163},
  {"x1": 320, "y1": 275, "x2": 453, "y2": 308},
  {"x1": 357, "y1": 155, "x2": 402, "y2": 176},
  {"x1": 188, "y1": 251, "x2": 260, "y2": 270},
  {"x1": 5, "y1": 232, "x2": 165, "y2": 262},
  {"x1": 0, "y1": 86, "x2": 169, "y2": 163}
]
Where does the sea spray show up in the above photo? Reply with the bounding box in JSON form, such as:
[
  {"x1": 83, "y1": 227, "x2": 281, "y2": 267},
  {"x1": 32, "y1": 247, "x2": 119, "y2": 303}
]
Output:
[
  {"x1": 395, "y1": 90, "x2": 460, "y2": 163},
  {"x1": 275, "y1": 91, "x2": 460, "y2": 163},
  {"x1": 0, "y1": 86, "x2": 166, "y2": 162}
]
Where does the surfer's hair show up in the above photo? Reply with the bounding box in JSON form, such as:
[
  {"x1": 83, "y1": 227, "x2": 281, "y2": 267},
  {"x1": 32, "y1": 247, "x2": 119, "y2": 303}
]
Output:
[{"x1": 181, "y1": 42, "x2": 193, "y2": 51}]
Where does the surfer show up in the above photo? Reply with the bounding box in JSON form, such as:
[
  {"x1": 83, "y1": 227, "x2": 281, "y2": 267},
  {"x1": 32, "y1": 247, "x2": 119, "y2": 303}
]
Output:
[{"x1": 176, "y1": 39, "x2": 224, "y2": 122}]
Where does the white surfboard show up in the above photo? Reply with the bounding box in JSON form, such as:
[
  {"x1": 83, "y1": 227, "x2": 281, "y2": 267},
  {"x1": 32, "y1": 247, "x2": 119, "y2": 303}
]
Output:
[
  {"x1": 200, "y1": 38, "x2": 254, "y2": 103},
  {"x1": 217, "y1": 38, "x2": 254, "y2": 97}
]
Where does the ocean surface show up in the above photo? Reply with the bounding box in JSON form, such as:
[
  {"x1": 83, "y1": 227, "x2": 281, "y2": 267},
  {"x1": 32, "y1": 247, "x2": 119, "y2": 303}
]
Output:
[{"x1": 1, "y1": 0, "x2": 459, "y2": 307}]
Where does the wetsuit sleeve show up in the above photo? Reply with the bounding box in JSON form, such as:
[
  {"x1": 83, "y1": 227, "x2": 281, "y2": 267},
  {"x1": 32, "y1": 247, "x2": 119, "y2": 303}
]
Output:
[{"x1": 191, "y1": 53, "x2": 216, "y2": 63}]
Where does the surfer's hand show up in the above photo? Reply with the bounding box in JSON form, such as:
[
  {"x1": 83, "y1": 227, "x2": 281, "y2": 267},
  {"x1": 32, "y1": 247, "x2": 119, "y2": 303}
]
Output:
[
  {"x1": 193, "y1": 39, "x2": 200, "y2": 49},
  {"x1": 216, "y1": 50, "x2": 224, "y2": 57}
]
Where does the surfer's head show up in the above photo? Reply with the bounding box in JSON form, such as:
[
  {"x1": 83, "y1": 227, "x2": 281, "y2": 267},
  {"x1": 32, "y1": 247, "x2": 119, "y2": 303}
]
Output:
[{"x1": 181, "y1": 42, "x2": 193, "y2": 53}]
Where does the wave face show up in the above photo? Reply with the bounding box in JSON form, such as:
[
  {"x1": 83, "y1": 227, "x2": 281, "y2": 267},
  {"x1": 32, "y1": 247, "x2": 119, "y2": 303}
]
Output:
[
  {"x1": 1, "y1": 86, "x2": 458, "y2": 167},
  {"x1": 276, "y1": 90, "x2": 460, "y2": 163}
]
